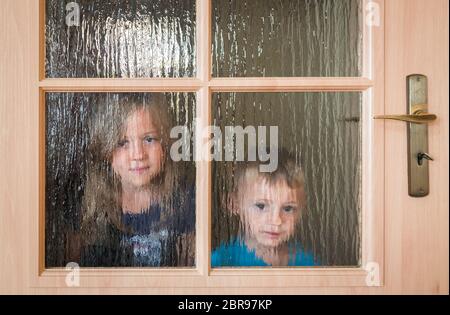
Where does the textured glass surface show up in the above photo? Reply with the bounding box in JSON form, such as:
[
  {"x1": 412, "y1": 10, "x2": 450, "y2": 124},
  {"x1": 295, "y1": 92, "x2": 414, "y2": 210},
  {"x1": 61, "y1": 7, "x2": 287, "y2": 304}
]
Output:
[
  {"x1": 212, "y1": 92, "x2": 361, "y2": 267},
  {"x1": 46, "y1": 0, "x2": 196, "y2": 78},
  {"x1": 212, "y1": 0, "x2": 362, "y2": 77},
  {"x1": 45, "y1": 92, "x2": 196, "y2": 267}
]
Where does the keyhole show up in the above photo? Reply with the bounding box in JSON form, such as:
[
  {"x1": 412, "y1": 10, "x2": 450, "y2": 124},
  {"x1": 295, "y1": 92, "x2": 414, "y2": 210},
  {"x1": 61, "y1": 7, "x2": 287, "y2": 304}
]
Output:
[{"x1": 417, "y1": 152, "x2": 433, "y2": 166}]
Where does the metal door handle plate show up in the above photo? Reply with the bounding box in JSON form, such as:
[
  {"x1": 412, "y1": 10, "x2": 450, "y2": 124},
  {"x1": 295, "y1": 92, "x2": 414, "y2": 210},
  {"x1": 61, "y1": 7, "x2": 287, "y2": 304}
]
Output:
[{"x1": 373, "y1": 75, "x2": 436, "y2": 197}]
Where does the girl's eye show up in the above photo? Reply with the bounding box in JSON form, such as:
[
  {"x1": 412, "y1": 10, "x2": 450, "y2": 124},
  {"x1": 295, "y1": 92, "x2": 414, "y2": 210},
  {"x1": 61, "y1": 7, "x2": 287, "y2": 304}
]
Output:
[
  {"x1": 283, "y1": 206, "x2": 296, "y2": 213},
  {"x1": 117, "y1": 140, "x2": 128, "y2": 148},
  {"x1": 144, "y1": 136, "x2": 160, "y2": 143},
  {"x1": 255, "y1": 203, "x2": 266, "y2": 210}
]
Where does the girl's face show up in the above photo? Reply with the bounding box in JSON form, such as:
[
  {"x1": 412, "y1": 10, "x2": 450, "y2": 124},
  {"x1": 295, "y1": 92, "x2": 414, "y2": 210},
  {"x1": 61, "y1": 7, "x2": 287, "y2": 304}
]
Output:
[{"x1": 112, "y1": 109, "x2": 164, "y2": 192}]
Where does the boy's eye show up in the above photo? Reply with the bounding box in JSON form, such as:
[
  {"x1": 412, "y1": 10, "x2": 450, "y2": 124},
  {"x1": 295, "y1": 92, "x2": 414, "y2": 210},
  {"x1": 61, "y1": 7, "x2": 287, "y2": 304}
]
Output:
[{"x1": 255, "y1": 203, "x2": 266, "y2": 210}]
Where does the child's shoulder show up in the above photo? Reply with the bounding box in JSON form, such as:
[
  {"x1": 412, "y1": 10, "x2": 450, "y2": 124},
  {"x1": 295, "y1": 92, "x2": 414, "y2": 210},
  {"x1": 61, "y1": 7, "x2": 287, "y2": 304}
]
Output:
[
  {"x1": 211, "y1": 238, "x2": 268, "y2": 267},
  {"x1": 288, "y1": 243, "x2": 320, "y2": 266},
  {"x1": 211, "y1": 239, "x2": 320, "y2": 267}
]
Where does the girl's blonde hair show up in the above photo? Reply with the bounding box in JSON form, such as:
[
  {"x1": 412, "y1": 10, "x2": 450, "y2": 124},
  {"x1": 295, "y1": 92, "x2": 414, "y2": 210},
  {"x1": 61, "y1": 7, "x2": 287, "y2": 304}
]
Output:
[{"x1": 81, "y1": 93, "x2": 174, "y2": 246}]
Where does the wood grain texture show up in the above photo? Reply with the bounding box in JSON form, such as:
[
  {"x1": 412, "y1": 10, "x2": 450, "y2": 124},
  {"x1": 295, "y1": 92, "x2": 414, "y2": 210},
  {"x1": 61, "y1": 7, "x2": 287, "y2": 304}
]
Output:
[
  {"x1": 39, "y1": 79, "x2": 205, "y2": 92},
  {"x1": 0, "y1": 0, "x2": 447, "y2": 294},
  {"x1": 33, "y1": 0, "x2": 385, "y2": 289},
  {"x1": 208, "y1": 77, "x2": 373, "y2": 91},
  {"x1": 383, "y1": 0, "x2": 449, "y2": 294}
]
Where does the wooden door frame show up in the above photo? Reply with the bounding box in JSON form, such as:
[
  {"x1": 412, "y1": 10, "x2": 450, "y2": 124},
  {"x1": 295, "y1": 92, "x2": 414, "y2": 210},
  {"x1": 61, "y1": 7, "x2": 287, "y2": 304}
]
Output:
[{"x1": 0, "y1": 0, "x2": 447, "y2": 294}]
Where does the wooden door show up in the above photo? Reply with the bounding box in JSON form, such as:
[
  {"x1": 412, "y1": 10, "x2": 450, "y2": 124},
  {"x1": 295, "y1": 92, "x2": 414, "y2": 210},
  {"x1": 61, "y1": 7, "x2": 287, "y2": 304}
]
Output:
[{"x1": 0, "y1": 0, "x2": 447, "y2": 294}]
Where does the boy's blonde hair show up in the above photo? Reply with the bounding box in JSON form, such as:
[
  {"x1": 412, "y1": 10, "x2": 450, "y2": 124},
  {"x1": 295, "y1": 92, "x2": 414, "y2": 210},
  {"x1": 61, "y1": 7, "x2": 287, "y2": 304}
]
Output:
[{"x1": 231, "y1": 148, "x2": 306, "y2": 203}]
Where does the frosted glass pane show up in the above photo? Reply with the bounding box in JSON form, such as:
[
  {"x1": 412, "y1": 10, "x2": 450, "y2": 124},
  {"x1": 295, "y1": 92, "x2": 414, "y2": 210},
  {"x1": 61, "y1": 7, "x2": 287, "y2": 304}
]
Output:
[
  {"x1": 45, "y1": 92, "x2": 196, "y2": 267},
  {"x1": 212, "y1": 92, "x2": 361, "y2": 267},
  {"x1": 45, "y1": 0, "x2": 196, "y2": 78},
  {"x1": 212, "y1": 0, "x2": 362, "y2": 77}
]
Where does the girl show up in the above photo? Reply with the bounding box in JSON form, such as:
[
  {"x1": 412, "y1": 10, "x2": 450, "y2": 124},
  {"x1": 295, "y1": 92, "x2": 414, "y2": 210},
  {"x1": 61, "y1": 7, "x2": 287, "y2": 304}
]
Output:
[{"x1": 81, "y1": 93, "x2": 195, "y2": 267}]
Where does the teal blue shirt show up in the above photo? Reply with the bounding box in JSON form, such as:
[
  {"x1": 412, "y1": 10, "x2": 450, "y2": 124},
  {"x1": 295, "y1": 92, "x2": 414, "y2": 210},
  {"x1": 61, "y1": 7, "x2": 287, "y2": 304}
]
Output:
[{"x1": 211, "y1": 238, "x2": 319, "y2": 267}]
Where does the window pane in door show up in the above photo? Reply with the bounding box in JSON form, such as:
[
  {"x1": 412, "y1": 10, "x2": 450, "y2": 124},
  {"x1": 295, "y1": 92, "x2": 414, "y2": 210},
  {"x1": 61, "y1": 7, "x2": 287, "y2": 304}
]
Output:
[
  {"x1": 45, "y1": 92, "x2": 196, "y2": 268},
  {"x1": 212, "y1": 0, "x2": 362, "y2": 77},
  {"x1": 45, "y1": 0, "x2": 196, "y2": 78},
  {"x1": 212, "y1": 92, "x2": 361, "y2": 267}
]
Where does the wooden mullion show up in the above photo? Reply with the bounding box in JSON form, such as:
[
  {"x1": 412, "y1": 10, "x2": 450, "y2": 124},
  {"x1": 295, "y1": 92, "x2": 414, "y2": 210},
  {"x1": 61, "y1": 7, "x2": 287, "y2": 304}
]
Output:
[
  {"x1": 209, "y1": 77, "x2": 374, "y2": 92},
  {"x1": 196, "y1": 0, "x2": 212, "y2": 277}
]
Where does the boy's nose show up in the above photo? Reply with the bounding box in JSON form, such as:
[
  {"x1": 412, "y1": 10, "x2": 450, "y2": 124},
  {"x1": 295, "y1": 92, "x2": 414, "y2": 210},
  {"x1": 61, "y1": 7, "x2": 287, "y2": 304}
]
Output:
[{"x1": 130, "y1": 141, "x2": 146, "y2": 160}]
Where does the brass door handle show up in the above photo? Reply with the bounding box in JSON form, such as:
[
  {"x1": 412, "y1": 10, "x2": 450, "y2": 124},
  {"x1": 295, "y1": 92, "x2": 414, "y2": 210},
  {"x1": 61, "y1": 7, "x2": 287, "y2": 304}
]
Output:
[
  {"x1": 374, "y1": 107, "x2": 437, "y2": 124},
  {"x1": 379, "y1": 75, "x2": 437, "y2": 197}
]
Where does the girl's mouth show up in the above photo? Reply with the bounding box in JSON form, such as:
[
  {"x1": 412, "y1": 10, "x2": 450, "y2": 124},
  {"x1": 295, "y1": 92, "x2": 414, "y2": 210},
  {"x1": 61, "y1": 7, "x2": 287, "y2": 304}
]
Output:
[
  {"x1": 130, "y1": 166, "x2": 150, "y2": 174},
  {"x1": 263, "y1": 231, "x2": 282, "y2": 239}
]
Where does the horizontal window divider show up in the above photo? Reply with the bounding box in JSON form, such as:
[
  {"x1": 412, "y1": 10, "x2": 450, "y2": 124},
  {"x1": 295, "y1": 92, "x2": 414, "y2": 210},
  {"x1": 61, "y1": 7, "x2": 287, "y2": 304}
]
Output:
[
  {"x1": 41, "y1": 269, "x2": 200, "y2": 277},
  {"x1": 209, "y1": 77, "x2": 373, "y2": 92},
  {"x1": 39, "y1": 267, "x2": 367, "y2": 277},
  {"x1": 39, "y1": 78, "x2": 205, "y2": 92},
  {"x1": 39, "y1": 78, "x2": 373, "y2": 93},
  {"x1": 209, "y1": 268, "x2": 367, "y2": 277}
]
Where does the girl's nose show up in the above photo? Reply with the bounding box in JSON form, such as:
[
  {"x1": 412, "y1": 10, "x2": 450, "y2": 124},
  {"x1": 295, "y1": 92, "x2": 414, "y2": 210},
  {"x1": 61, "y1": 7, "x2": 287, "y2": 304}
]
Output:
[
  {"x1": 269, "y1": 208, "x2": 282, "y2": 226},
  {"x1": 130, "y1": 141, "x2": 145, "y2": 160}
]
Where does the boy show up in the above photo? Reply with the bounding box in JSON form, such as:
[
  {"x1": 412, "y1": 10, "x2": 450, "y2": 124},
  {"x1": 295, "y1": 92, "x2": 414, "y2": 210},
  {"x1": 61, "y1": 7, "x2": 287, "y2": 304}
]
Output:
[{"x1": 212, "y1": 150, "x2": 318, "y2": 267}]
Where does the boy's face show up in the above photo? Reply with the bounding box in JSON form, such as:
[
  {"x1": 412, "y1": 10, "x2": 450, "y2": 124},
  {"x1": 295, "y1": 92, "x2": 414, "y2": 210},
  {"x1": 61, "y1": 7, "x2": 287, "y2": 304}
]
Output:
[
  {"x1": 112, "y1": 109, "x2": 164, "y2": 192},
  {"x1": 237, "y1": 173, "x2": 305, "y2": 249}
]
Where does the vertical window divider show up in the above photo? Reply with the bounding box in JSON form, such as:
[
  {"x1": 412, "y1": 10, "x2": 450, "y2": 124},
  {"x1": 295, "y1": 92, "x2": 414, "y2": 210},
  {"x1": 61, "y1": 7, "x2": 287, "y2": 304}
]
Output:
[{"x1": 196, "y1": 0, "x2": 213, "y2": 278}]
